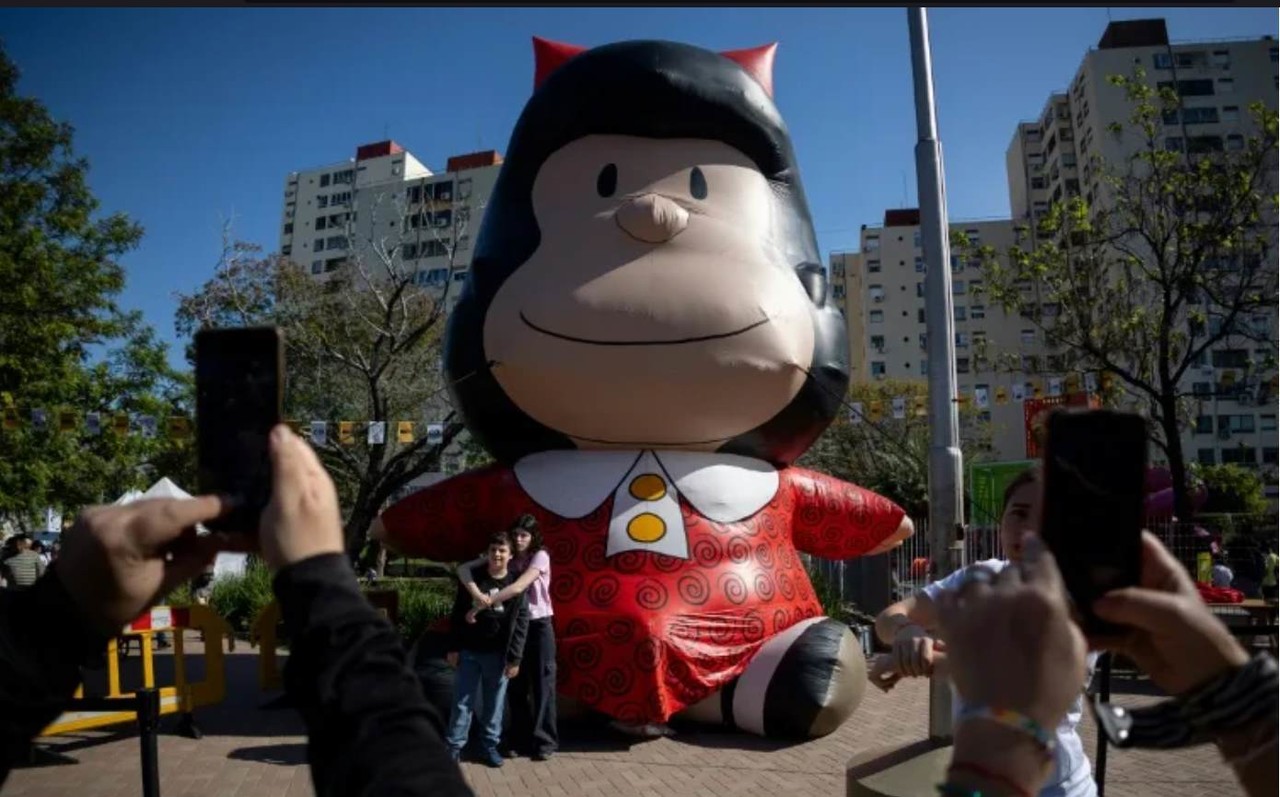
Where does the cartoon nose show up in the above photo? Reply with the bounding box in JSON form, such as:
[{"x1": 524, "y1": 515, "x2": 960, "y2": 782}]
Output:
[{"x1": 614, "y1": 193, "x2": 689, "y2": 243}]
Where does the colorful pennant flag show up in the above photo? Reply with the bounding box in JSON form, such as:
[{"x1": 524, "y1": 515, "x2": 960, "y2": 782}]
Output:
[
  {"x1": 57, "y1": 410, "x2": 77, "y2": 433},
  {"x1": 426, "y1": 423, "x2": 444, "y2": 446},
  {"x1": 2, "y1": 408, "x2": 18, "y2": 430},
  {"x1": 138, "y1": 415, "x2": 157, "y2": 438},
  {"x1": 1048, "y1": 377, "x2": 1063, "y2": 397},
  {"x1": 310, "y1": 421, "x2": 328, "y2": 446},
  {"x1": 975, "y1": 387, "x2": 990, "y2": 409},
  {"x1": 891, "y1": 397, "x2": 906, "y2": 420},
  {"x1": 31, "y1": 409, "x2": 47, "y2": 431},
  {"x1": 397, "y1": 421, "x2": 414, "y2": 443},
  {"x1": 1065, "y1": 373, "x2": 1081, "y2": 393},
  {"x1": 85, "y1": 412, "x2": 101, "y2": 436},
  {"x1": 167, "y1": 416, "x2": 192, "y2": 439},
  {"x1": 849, "y1": 402, "x2": 863, "y2": 424},
  {"x1": 338, "y1": 421, "x2": 355, "y2": 445},
  {"x1": 868, "y1": 401, "x2": 884, "y2": 421},
  {"x1": 112, "y1": 413, "x2": 130, "y2": 436},
  {"x1": 913, "y1": 395, "x2": 927, "y2": 416},
  {"x1": 1031, "y1": 382, "x2": 1044, "y2": 400},
  {"x1": 367, "y1": 421, "x2": 386, "y2": 445},
  {"x1": 1084, "y1": 373, "x2": 1098, "y2": 394},
  {"x1": 1012, "y1": 384, "x2": 1026, "y2": 402}
]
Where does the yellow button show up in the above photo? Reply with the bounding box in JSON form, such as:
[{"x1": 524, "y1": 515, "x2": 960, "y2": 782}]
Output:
[
  {"x1": 627, "y1": 513, "x2": 666, "y2": 542},
  {"x1": 628, "y1": 474, "x2": 666, "y2": 501}
]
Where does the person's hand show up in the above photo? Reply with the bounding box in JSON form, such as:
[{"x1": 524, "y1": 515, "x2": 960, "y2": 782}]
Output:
[
  {"x1": 504, "y1": 664, "x2": 519, "y2": 679},
  {"x1": 56, "y1": 497, "x2": 243, "y2": 636},
  {"x1": 891, "y1": 624, "x2": 938, "y2": 677},
  {"x1": 868, "y1": 653, "x2": 903, "y2": 692},
  {"x1": 936, "y1": 535, "x2": 1087, "y2": 731},
  {"x1": 1092, "y1": 531, "x2": 1249, "y2": 696},
  {"x1": 465, "y1": 607, "x2": 479, "y2": 624},
  {"x1": 470, "y1": 589, "x2": 493, "y2": 608},
  {"x1": 258, "y1": 425, "x2": 345, "y2": 572},
  {"x1": 446, "y1": 652, "x2": 459, "y2": 668}
]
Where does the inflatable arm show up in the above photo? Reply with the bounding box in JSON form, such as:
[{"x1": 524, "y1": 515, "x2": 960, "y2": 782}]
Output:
[
  {"x1": 785, "y1": 468, "x2": 908, "y2": 560},
  {"x1": 378, "y1": 464, "x2": 516, "y2": 561}
]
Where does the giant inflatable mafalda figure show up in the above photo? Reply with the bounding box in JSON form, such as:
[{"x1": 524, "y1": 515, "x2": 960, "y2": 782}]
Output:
[{"x1": 380, "y1": 37, "x2": 913, "y2": 739}]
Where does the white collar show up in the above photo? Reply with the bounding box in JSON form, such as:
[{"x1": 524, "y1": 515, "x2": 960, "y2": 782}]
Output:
[{"x1": 513, "y1": 449, "x2": 779, "y2": 523}]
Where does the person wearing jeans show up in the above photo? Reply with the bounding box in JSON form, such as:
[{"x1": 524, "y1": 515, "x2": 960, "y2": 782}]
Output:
[{"x1": 445, "y1": 532, "x2": 529, "y2": 767}]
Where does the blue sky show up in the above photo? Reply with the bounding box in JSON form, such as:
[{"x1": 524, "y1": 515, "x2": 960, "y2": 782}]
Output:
[{"x1": 0, "y1": 7, "x2": 1275, "y2": 367}]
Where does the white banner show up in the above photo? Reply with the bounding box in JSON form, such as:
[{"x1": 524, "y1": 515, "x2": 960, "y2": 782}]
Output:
[
  {"x1": 1012, "y1": 384, "x2": 1026, "y2": 402},
  {"x1": 891, "y1": 397, "x2": 906, "y2": 420},
  {"x1": 849, "y1": 402, "x2": 863, "y2": 424},
  {"x1": 139, "y1": 415, "x2": 157, "y2": 438},
  {"x1": 310, "y1": 421, "x2": 328, "y2": 446},
  {"x1": 31, "y1": 409, "x2": 47, "y2": 430},
  {"x1": 975, "y1": 387, "x2": 990, "y2": 409},
  {"x1": 85, "y1": 412, "x2": 101, "y2": 436},
  {"x1": 1084, "y1": 373, "x2": 1098, "y2": 394},
  {"x1": 1048, "y1": 377, "x2": 1063, "y2": 397},
  {"x1": 367, "y1": 421, "x2": 386, "y2": 445},
  {"x1": 426, "y1": 423, "x2": 444, "y2": 446}
]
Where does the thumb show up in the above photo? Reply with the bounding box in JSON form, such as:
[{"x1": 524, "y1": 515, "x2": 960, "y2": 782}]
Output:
[{"x1": 1093, "y1": 587, "x2": 1184, "y2": 632}]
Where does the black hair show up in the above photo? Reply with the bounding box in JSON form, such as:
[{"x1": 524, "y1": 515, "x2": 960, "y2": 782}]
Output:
[
  {"x1": 487, "y1": 531, "x2": 513, "y2": 551},
  {"x1": 508, "y1": 513, "x2": 544, "y2": 554},
  {"x1": 445, "y1": 39, "x2": 849, "y2": 467},
  {"x1": 1001, "y1": 467, "x2": 1040, "y2": 512}
]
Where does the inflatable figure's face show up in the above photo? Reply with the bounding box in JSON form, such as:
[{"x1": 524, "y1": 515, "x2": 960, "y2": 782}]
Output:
[{"x1": 484, "y1": 135, "x2": 815, "y2": 449}]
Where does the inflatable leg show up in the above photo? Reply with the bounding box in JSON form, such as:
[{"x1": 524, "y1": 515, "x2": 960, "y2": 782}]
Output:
[{"x1": 678, "y1": 617, "x2": 866, "y2": 738}]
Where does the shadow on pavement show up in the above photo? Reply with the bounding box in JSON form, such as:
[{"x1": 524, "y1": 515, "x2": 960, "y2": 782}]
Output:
[{"x1": 227, "y1": 742, "x2": 308, "y2": 766}]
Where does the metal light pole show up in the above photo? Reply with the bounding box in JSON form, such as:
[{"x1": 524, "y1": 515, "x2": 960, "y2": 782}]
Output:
[{"x1": 908, "y1": 6, "x2": 965, "y2": 743}]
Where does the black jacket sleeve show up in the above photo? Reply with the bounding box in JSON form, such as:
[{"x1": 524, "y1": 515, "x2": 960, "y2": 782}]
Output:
[
  {"x1": 0, "y1": 568, "x2": 111, "y2": 786},
  {"x1": 504, "y1": 593, "x2": 530, "y2": 666},
  {"x1": 275, "y1": 553, "x2": 473, "y2": 797}
]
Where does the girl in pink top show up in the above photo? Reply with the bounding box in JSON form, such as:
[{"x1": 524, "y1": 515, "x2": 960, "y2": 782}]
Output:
[{"x1": 458, "y1": 514, "x2": 557, "y2": 759}]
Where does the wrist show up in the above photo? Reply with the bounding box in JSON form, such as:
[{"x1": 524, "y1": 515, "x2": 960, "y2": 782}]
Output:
[{"x1": 952, "y1": 721, "x2": 1052, "y2": 795}]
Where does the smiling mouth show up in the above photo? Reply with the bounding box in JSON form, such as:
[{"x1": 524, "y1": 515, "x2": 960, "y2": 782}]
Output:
[{"x1": 519, "y1": 311, "x2": 770, "y2": 346}]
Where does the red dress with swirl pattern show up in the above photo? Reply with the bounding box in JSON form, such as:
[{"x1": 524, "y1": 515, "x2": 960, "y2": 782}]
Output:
[{"x1": 380, "y1": 463, "x2": 905, "y2": 725}]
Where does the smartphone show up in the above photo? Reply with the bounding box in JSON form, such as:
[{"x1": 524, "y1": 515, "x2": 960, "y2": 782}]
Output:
[
  {"x1": 195, "y1": 327, "x2": 284, "y2": 533},
  {"x1": 1040, "y1": 409, "x2": 1146, "y2": 636}
]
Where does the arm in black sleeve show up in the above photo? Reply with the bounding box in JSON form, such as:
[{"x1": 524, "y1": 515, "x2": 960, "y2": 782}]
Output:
[
  {"x1": 275, "y1": 553, "x2": 473, "y2": 797},
  {"x1": 505, "y1": 593, "x2": 530, "y2": 666},
  {"x1": 0, "y1": 569, "x2": 111, "y2": 786}
]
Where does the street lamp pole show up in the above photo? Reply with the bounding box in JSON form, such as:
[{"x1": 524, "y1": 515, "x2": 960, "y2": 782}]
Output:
[{"x1": 908, "y1": 6, "x2": 965, "y2": 742}]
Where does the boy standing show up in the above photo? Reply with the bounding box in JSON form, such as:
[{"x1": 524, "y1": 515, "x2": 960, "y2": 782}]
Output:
[{"x1": 445, "y1": 532, "x2": 529, "y2": 767}]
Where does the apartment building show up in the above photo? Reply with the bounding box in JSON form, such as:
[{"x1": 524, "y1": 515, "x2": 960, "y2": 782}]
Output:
[
  {"x1": 1004, "y1": 19, "x2": 1278, "y2": 473},
  {"x1": 838, "y1": 19, "x2": 1278, "y2": 473},
  {"x1": 832, "y1": 211, "x2": 1035, "y2": 459},
  {"x1": 279, "y1": 141, "x2": 502, "y2": 315}
]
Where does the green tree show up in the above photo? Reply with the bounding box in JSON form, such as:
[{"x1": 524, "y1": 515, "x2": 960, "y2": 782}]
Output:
[
  {"x1": 176, "y1": 175, "x2": 476, "y2": 555},
  {"x1": 1196, "y1": 463, "x2": 1269, "y2": 516},
  {"x1": 961, "y1": 68, "x2": 1278, "y2": 520},
  {"x1": 798, "y1": 379, "x2": 992, "y2": 519},
  {"x1": 0, "y1": 45, "x2": 189, "y2": 525}
]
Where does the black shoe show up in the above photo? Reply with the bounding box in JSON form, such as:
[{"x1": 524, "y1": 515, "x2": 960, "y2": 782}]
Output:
[
  {"x1": 532, "y1": 750, "x2": 554, "y2": 761},
  {"x1": 501, "y1": 747, "x2": 520, "y2": 759},
  {"x1": 482, "y1": 748, "x2": 504, "y2": 768}
]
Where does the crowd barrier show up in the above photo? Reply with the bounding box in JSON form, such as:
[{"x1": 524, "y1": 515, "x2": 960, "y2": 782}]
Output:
[
  {"x1": 251, "y1": 589, "x2": 399, "y2": 692},
  {"x1": 43, "y1": 604, "x2": 232, "y2": 740}
]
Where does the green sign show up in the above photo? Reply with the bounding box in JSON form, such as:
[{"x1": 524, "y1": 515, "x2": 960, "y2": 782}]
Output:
[{"x1": 969, "y1": 460, "x2": 1035, "y2": 528}]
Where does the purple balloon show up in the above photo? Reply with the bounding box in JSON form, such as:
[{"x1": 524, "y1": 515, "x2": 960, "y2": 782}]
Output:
[{"x1": 1145, "y1": 466, "x2": 1173, "y2": 494}]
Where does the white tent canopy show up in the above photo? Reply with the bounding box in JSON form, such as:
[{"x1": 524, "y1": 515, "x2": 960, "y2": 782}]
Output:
[{"x1": 114, "y1": 478, "x2": 248, "y2": 580}]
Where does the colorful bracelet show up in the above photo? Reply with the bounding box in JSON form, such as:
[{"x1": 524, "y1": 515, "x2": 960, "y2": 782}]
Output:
[
  {"x1": 956, "y1": 705, "x2": 1057, "y2": 754},
  {"x1": 936, "y1": 784, "x2": 983, "y2": 797}
]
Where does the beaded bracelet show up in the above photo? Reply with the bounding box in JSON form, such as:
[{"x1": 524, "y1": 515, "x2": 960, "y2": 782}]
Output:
[
  {"x1": 956, "y1": 705, "x2": 1057, "y2": 754},
  {"x1": 937, "y1": 785, "x2": 983, "y2": 796}
]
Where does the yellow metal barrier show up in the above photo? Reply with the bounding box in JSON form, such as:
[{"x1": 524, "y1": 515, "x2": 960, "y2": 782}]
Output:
[
  {"x1": 43, "y1": 605, "x2": 232, "y2": 738},
  {"x1": 252, "y1": 590, "x2": 399, "y2": 692}
]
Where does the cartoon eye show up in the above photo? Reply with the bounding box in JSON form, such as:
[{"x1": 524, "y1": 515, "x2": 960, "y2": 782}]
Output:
[
  {"x1": 689, "y1": 167, "x2": 708, "y2": 200},
  {"x1": 596, "y1": 164, "x2": 617, "y2": 198}
]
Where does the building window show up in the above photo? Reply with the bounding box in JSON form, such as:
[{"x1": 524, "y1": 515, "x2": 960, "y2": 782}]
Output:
[
  {"x1": 832, "y1": 285, "x2": 846, "y2": 299},
  {"x1": 402, "y1": 242, "x2": 418, "y2": 260},
  {"x1": 324, "y1": 257, "x2": 345, "y2": 273},
  {"x1": 1042, "y1": 302, "x2": 1061, "y2": 318},
  {"x1": 916, "y1": 282, "x2": 925, "y2": 298},
  {"x1": 919, "y1": 333, "x2": 928, "y2": 350},
  {"x1": 1197, "y1": 448, "x2": 1216, "y2": 465},
  {"x1": 320, "y1": 174, "x2": 331, "y2": 188},
  {"x1": 283, "y1": 222, "x2": 294, "y2": 235},
  {"x1": 1192, "y1": 382, "x2": 1213, "y2": 397},
  {"x1": 332, "y1": 170, "x2": 353, "y2": 185},
  {"x1": 317, "y1": 195, "x2": 329, "y2": 209},
  {"x1": 956, "y1": 357, "x2": 970, "y2": 374},
  {"x1": 917, "y1": 308, "x2": 926, "y2": 323},
  {"x1": 969, "y1": 305, "x2": 985, "y2": 320},
  {"x1": 326, "y1": 235, "x2": 348, "y2": 250},
  {"x1": 433, "y1": 181, "x2": 454, "y2": 201},
  {"x1": 1222, "y1": 105, "x2": 1240, "y2": 122},
  {"x1": 955, "y1": 332, "x2": 970, "y2": 349},
  {"x1": 867, "y1": 260, "x2": 881, "y2": 273},
  {"x1": 870, "y1": 335, "x2": 885, "y2": 352},
  {"x1": 315, "y1": 217, "x2": 327, "y2": 231},
  {"x1": 310, "y1": 260, "x2": 322, "y2": 275},
  {"x1": 915, "y1": 257, "x2": 925, "y2": 273},
  {"x1": 331, "y1": 191, "x2": 352, "y2": 205},
  {"x1": 313, "y1": 238, "x2": 325, "y2": 252},
  {"x1": 920, "y1": 360, "x2": 929, "y2": 375},
  {"x1": 1216, "y1": 78, "x2": 1234, "y2": 94},
  {"x1": 1217, "y1": 414, "x2": 1256, "y2": 434},
  {"x1": 281, "y1": 245, "x2": 291, "y2": 256},
  {"x1": 1158, "y1": 79, "x2": 1215, "y2": 97},
  {"x1": 1226, "y1": 134, "x2": 1244, "y2": 151},
  {"x1": 1020, "y1": 329, "x2": 1036, "y2": 346},
  {"x1": 1022, "y1": 355, "x2": 1040, "y2": 373},
  {"x1": 1261, "y1": 414, "x2": 1277, "y2": 431},
  {"x1": 1061, "y1": 153, "x2": 1077, "y2": 168},
  {"x1": 865, "y1": 236, "x2": 880, "y2": 252},
  {"x1": 870, "y1": 361, "x2": 886, "y2": 377},
  {"x1": 1221, "y1": 447, "x2": 1257, "y2": 466},
  {"x1": 1167, "y1": 107, "x2": 1220, "y2": 125},
  {"x1": 1031, "y1": 177, "x2": 1046, "y2": 190},
  {"x1": 869, "y1": 285, "x2": 885, "y2": 302},
  {"x1": 912, "y1": 230, "x2": 922, "y2": 248},
  {"x1": 953, "y1": 280, "x2": 966, "y2": 295},
  {"x1": 1212, "y1": 349, "x2": 1250, "y2": 368},
  {"x1": 1265, "y1": 447, "x2": 1279, "y2": 465},
  {"x1": 1195, "y1": 415, "x2": 1214, "y2": 434},
  {"x1": 869, "y1": 310, "x2": 884, "y2": 324}
]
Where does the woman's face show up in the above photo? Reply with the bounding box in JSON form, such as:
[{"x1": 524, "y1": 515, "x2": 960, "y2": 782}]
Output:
[
  {"x1": 513, "y1": 529, "x2": 533, "y2": 553},
  {"x1": 999, "y1": 481, "x2": 1040, "y2": 563}
]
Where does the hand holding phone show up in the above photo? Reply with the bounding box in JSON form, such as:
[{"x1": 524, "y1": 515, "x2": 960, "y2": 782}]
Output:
[
  {"x1": 195, "y1": 327, "x2": 284, "y2": 533},
  {"x1": 1039, "y1": 409, "x2": 1147, "y2": 636}
]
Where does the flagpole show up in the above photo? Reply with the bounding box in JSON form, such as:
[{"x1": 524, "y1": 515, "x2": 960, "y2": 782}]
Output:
[{"x1": 908, "y1": 6, "x2": 965, "y2": 743}]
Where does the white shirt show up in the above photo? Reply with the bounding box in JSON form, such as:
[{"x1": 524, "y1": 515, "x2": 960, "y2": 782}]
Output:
[{"x1": 923, "y1": 559, "x2": 1099, "y2": 797}]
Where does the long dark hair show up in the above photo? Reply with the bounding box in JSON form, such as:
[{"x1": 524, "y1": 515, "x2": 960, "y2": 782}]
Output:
[
  {"x1": 509, "y1": 513, "x2": 543, "y2": 556},
  {"x1": 1002, "y1": 467, "x2": 1040, "y2": 513},
  {"x1": 445, "y1": 39, "x2": 849, "y2": 467}
]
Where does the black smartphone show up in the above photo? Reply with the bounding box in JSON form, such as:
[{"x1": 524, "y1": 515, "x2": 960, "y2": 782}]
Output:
[
  {"x1": 195, "y1": 327, "x2": 284, "y2": 533},
  {"x1": 1040, "y1": 408, "x2": 1146, "y2": 636}
]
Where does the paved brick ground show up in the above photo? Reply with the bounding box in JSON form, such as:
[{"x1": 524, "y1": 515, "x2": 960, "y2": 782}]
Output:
[{"x1": 2, "y1": 642, "x2": 1241, "y2": 797}]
